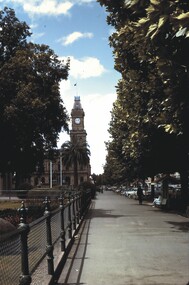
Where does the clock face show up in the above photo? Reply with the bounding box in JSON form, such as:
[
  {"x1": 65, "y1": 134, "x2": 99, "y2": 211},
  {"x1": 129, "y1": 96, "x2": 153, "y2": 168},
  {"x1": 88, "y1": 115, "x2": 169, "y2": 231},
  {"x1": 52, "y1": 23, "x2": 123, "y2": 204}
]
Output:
[{"x1": 75, "y1": 118, "x2": 80, "y2": 124}]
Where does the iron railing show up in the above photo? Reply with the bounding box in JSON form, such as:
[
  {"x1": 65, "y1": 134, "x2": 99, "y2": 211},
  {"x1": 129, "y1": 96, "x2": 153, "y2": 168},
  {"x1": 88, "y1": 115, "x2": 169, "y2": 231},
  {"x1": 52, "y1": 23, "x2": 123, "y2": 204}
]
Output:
[{"x1": 0, "y1": 190, "x2": 91, "y2": 285}]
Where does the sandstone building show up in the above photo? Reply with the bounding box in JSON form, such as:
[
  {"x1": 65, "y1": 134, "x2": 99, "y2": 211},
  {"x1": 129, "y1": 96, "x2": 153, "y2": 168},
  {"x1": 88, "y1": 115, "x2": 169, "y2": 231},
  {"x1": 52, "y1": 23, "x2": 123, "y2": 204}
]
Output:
[{"x1": 30, "y1": 96, "x2": 91, "y2": 188}]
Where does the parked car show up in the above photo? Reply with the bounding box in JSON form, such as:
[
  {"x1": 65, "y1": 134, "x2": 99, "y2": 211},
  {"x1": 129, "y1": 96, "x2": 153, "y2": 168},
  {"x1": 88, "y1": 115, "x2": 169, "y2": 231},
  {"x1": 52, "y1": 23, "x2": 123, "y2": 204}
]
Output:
[
  {"x1": 115, "y1": 188, "x2": 121, "y2": 193},
  {"x1": 125, "y1": 188, "x2": 138, "y2": 199}
]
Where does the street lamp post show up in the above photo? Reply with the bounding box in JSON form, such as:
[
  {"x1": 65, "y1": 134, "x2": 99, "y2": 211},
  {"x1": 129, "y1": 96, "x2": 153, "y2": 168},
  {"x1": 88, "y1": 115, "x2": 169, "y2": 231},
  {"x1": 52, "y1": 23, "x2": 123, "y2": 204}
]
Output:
[{"x1": 60, "y1": 151, "x2": 62, "y2": 187}]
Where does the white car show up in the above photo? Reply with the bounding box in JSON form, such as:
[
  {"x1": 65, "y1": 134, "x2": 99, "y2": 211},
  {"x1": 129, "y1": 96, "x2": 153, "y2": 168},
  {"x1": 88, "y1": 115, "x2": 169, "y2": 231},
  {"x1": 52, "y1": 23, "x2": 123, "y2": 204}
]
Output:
[{"x1": 125, "y1": 188, "x2": 138, "y2": 198}]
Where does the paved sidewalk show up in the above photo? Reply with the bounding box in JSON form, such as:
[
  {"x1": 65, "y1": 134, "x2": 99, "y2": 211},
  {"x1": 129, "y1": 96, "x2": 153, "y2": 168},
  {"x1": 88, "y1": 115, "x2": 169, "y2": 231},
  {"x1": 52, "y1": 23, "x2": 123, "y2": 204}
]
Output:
[{"x1": 57, "y1": 191, "x2": 189, "y2": 285}]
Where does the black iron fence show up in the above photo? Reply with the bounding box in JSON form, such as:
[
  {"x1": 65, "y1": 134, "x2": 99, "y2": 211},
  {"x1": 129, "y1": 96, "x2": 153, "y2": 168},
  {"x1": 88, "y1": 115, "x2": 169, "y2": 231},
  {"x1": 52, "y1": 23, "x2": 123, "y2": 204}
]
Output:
[{"x1": 0, "y1": 190, "x2": 92, "y2": 285}]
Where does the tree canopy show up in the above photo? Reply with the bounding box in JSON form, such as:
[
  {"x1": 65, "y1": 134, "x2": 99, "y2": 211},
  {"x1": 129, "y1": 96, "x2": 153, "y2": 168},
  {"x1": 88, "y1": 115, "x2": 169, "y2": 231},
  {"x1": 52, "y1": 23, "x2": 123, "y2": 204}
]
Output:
[
  {"x1": 0, "y1": 7, "x2": 69, "y2": 184},
  {"x1": 98, "y1": 0, "x2": 189, "y2": 207}
]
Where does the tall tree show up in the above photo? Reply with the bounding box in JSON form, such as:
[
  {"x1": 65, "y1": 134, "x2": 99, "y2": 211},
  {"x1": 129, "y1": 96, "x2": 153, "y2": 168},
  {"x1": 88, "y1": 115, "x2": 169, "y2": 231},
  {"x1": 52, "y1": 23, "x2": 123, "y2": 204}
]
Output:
[
  {"x1": 98, "y1": 0, "x2": 189, "y2": 209},
  {"x1": 0, "y1": 7, "x2": 69, "y2": 187},
  {"x1": 61, "y1": 141, "x2": 90, "y2": 187}
]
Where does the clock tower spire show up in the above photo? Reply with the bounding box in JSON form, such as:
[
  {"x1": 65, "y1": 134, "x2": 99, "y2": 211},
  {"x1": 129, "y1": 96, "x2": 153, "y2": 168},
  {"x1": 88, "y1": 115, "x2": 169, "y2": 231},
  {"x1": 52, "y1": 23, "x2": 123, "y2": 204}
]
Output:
[{"x1": 70, "y1": 96, "x2": 87, "y2": 144}]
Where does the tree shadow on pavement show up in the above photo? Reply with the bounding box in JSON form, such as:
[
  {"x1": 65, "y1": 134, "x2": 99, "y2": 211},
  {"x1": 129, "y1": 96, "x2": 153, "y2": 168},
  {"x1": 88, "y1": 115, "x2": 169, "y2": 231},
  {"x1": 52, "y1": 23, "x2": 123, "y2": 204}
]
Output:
[
  {"x1": 57, "y1": 217, "x2": 91, "y2": 285},
  {"x1": 166, "y1": 221, "x2": 189, "y2": 232},
  {"x1": 86, "y1": 208, "x2": 124, "y2": 219},
  {"x1": 85, "y1": 208, "x2": 138, "y2": 219}
]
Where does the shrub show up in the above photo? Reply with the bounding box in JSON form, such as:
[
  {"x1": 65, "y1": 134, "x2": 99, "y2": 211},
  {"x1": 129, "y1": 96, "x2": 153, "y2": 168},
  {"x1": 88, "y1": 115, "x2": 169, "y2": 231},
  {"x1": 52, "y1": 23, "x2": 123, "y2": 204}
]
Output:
[
  {"x1": 16, "y1": 183, "x2": 33, "y2": 199},
  {"x1": 79, "y1": 181, "x2": 96, "y2": 198}
]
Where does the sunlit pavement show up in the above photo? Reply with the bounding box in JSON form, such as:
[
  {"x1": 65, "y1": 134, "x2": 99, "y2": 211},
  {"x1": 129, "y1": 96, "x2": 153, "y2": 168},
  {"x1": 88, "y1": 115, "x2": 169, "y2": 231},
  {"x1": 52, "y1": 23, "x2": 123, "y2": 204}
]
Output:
[{"x1": 57, "y1": 191, "x2": 189, "y2": 285}]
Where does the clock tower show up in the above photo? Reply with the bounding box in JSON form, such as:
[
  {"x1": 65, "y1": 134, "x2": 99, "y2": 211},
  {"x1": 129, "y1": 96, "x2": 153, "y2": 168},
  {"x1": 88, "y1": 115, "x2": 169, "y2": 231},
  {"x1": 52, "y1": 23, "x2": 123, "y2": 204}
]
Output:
[
  {"x1": 61, "y1": 96, "x2": 91, "y2": 186},
  {"x1": 70, "y1": 96, "x2": 87, "y2": 144}
]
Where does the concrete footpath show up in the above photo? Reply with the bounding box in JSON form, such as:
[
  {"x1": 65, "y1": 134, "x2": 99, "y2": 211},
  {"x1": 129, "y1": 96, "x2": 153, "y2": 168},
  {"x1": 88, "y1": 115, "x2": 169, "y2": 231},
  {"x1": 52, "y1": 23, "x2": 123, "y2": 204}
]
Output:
[{"x1": 57, "y1": 191, "x2": 189, "y2": 285}]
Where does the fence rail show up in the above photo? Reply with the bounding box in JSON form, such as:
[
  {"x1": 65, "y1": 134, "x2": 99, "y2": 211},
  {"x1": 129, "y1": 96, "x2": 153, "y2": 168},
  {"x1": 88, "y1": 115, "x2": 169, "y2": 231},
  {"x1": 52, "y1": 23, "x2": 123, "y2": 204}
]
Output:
[{"x1": 0, "y1": 190, "x2": 91, "y2": 285}]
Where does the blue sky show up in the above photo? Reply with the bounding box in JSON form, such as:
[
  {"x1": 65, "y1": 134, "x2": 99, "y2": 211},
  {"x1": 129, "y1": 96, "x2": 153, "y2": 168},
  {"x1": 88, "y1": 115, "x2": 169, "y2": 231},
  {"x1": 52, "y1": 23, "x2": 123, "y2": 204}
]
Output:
[{"x1": 0, "y1": 0, "x2": 120, "y2": 174}]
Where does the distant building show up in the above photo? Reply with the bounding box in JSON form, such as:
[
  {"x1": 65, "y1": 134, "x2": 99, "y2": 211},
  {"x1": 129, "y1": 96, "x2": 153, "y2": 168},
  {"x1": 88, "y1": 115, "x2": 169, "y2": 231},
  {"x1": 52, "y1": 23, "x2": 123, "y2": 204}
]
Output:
[{"x1": 30, "y1": 96, "x2": 91, "y2": 188}]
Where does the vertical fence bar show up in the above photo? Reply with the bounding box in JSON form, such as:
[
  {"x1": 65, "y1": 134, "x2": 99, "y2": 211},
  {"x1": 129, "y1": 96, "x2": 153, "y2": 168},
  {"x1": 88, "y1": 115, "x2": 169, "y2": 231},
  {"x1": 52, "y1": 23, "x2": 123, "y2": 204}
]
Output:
[
  {"x1": 76, "y1": 192, "x2": 80, "y2": 224},
  {"x1": 80, "y1": 192, "x2": 82, "y2": 219},
  {"x1": 18, "y1": 201, "x2": 32, "y2": 285},
  {"x1": 80, "y1": 191, "x2": 84, "y2": 219},
  {"x1": 2, "y1": 190, "x2": 92, "y2": 285},
  {"x1": 72, "y1": 193, "x2": 76, "y2": 231},
  {"x1": 59, "y1": 194, "x2": 66, "y2": 252},
  {"x1": 43, "y1": 196, "x2": 54, "y2": 276},
  {"x1": 68, "y1": 192, "x2": 72, "y2": 239}
]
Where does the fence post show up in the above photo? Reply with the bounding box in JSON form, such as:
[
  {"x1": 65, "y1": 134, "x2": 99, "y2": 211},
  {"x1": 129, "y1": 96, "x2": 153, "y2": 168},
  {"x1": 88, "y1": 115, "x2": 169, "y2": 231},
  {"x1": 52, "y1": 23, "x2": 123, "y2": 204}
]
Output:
[
  {"x1": 87, "y1": 189, "x2": 91, "y2": 208},
  {"x1": 43, "y1": 196, "x2": 54, "y2": 276},
  {"x1": 18, "y1": 201, "x2": 31, "y2": 285},
  {"x1": 80, "y1": 191, "x2": 84, "y2": 219},
  {"x1": 76, "y1": 192, "x2": 80, "y2": 224},
  {"x1": 59, "y1": 194, "x2": 66, "y2": 251},
  {"x1": 68, "y1": 192, "x2": 72, "y2": 239},
  {"x1": 72, "y1": 193, "x2": 76, "y2": 231}
]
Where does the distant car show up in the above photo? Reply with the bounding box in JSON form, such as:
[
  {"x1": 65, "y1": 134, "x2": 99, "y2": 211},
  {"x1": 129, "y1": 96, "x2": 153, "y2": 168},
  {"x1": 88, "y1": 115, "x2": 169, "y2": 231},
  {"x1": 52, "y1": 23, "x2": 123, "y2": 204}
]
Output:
[
  {"x1": 120, "y1": 190, "x2": 127, "y2": 195},
  {"x1": 125, "y1": 188, "x2": 138, "y2": 199},
  {"x1": 115, "y1": 188, "x2": 121, "y2": 193},
  {"x1": 145, "y1": 189, "x2": 160, "y2": 198}
]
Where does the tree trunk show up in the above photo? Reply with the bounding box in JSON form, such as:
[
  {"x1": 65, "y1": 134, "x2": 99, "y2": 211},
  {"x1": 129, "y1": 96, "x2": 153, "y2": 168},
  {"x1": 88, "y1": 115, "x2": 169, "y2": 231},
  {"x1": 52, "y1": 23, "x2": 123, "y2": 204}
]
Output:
[
  {"x1": 179, "y1": 169, "x2": 189, "y2": 212},
  {"x1": 179, "y1": 140, "x2": 189, "y2": 212},
  {"x1": 15, "y1": 172, "x2": 22, "y2": 190},
  {"x1": 151, "y1": 176, "x2": 155, "y2": 199}
]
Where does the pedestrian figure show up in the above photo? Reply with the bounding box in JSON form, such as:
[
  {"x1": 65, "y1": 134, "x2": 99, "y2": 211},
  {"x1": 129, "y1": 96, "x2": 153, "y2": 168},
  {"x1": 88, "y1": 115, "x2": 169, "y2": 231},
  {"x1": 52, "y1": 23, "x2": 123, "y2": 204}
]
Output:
[{"x1": 137, "y1": 185, "x2": 143, "y2": 205}]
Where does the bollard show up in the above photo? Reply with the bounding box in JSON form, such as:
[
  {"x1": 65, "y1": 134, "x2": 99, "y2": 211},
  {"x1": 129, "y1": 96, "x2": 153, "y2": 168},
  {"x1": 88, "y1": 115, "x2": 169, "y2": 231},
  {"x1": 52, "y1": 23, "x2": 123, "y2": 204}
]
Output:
[
  {"x1": 59, "y1": 194, "x2": 66, "y2": 252},
  {"x1": 18, "y1": 201, "x2": 32, "y2": 285},
  {"x1": 43, "y1": 196, "x2": 54, "y2": 276}
]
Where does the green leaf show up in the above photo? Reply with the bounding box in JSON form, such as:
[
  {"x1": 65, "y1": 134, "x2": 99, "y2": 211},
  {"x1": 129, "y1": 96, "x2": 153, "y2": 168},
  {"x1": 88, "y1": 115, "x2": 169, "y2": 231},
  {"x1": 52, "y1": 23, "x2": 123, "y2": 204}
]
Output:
[
  {"x1": 186, "y1": 31, "x2": 189, "y2": 38},
  {"x1": 158, "y1": 16, "x2": 168, "y2": 28},
  {"x1": 126, "y1": 0, "x2": 140, "y2": 8},
  {"x1": 175, "y1": 27, "x2": 187, "y2": 37},
  {"x1": 138, "y1": 17, "x2": 148, "y2": 25},
  {"x1": 174, "y1": 12, "x2": 189, "y2": 20},
  {"x1": 150, "y1": 0, "x2": 160, "y2": 5},
  {"x1": 146, "y1": 23, "x2": 157, "y2": 37}
]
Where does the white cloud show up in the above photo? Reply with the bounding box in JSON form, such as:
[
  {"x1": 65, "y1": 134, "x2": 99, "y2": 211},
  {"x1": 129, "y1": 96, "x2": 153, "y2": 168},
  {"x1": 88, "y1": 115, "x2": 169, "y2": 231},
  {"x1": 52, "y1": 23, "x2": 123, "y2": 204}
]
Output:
[
  {"x1": 29, "y1": 23, "x2": 38, "y2": 30},
  {"x1": 1, "y1": 0, "x2": 96, "y2": 17},
  {"x1": 70, "y1": 0, "x2": 95, "y2": 3},
  {"x1": 58, "y1": 31, "x2": 93, "y2": 46},
  {"x1": 13, "y1": 0, "x2": 73, "y2": 16},
  {"x1": 59, "y1": 79, "x2": 71, "y2": 94},
  {"x1": 3, "y1": 0, "x2": 95, "y2": 16},
  {"x1": 83, "y1": 93, "x2": 116, "y2": 174},
  {"x1": 31, "y1": 32, "x2": 45, "y2": 41},
  {"x1": 74, "y1": 0, "x2": 95, "y2": 3},
  {"x1": 60, "y1": 56, "x2": 106, "y2": 79}
]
